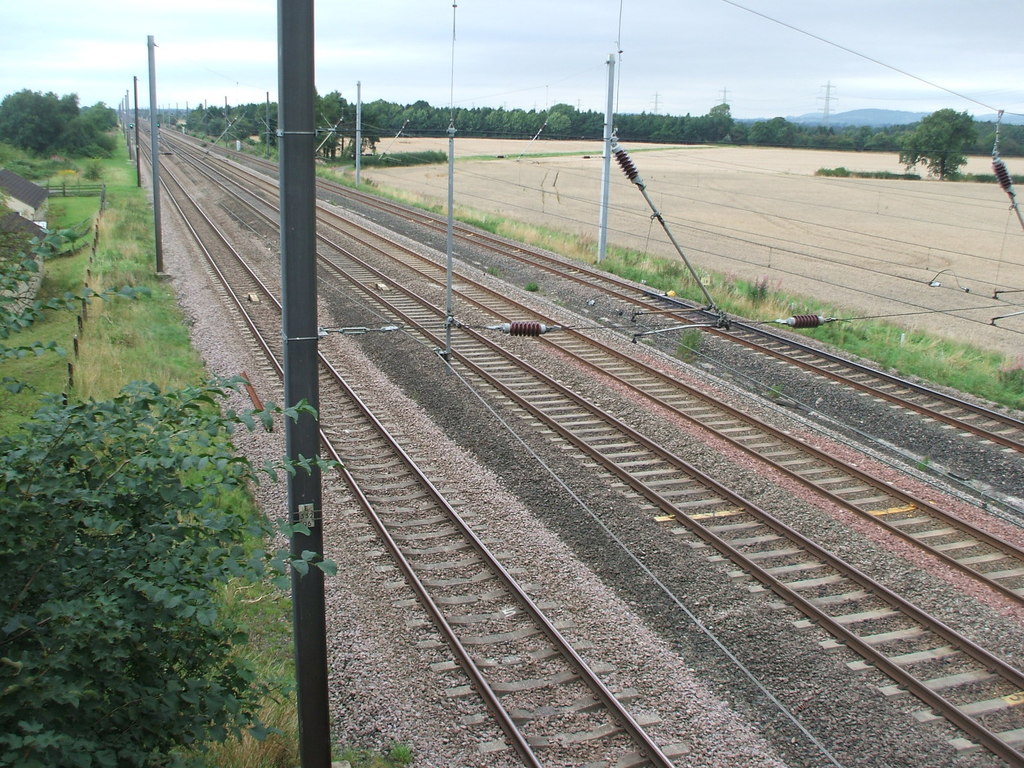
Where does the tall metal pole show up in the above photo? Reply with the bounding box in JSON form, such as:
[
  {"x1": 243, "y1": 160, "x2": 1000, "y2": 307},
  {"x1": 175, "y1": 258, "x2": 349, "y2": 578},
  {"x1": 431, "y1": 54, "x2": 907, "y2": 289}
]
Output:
[
  {"x1": 598, "y1": 53, "x2": 615, "y2": 264},
  {"x1": 354, "y1": 81, "x2": 362, "y2": 186},
  {"x1": 147, "y1": 36, "x2": 163, "y2": 273},
  {"x1": 265, "y1": 91, "x2": 271, "y2": 159},
  {"x1": 133, "y1": 76, "x2": 141, "y2": 188},
  {"x1": 443, "y1": 120, "x2": 455, "y2": 359},
  {"x1": 277, "y1": 1, "x2": 330, "y2": 766},
  {"x1": 443, "y1": 1, "x2": 457, "y2": 360}
]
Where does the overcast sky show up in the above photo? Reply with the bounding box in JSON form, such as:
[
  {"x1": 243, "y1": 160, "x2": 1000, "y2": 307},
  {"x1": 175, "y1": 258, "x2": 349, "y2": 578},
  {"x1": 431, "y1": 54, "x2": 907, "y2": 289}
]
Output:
[{"x1": 4, "y1": 0, "x2": 1022, "y2": 125}]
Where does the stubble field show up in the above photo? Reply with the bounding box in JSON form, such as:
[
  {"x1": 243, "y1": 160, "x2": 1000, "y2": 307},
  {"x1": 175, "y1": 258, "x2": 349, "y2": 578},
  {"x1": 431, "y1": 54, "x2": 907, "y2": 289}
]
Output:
[{"x1": 361, "y1": 138, "x2": 1024, "y2": 359}]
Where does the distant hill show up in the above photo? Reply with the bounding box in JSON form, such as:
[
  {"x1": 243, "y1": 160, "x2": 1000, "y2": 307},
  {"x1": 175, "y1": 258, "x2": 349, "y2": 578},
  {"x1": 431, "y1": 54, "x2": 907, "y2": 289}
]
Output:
[
  {"x1": 757, "y1": 109, "x2": 1024, "y2": 128},
  {"x1": 786, "y1": 109, "x2": 928, "y2": 127}
]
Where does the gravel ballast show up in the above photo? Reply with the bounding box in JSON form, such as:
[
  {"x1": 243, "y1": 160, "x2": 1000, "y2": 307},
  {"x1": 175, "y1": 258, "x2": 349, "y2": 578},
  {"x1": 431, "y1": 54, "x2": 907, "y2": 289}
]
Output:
[{"x1": 154, "y1": 155, "x2": 1023, "y2": 767}]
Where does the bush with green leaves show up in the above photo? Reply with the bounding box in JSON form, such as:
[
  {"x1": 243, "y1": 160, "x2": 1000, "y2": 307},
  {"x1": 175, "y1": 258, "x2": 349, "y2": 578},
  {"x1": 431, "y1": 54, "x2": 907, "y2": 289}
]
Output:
[{"x1": 0, "y1": 381, "x2": 291, "y2": 767}]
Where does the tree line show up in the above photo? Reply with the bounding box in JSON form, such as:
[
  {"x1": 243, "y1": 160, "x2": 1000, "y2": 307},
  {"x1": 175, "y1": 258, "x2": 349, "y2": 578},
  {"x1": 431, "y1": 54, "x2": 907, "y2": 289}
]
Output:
[
  {"x1": 2, "y1": 85, "x2": 1015, "y2": 182},
  {"x1": 0, "y1": 90, "x2": 118, "y2": 158},
  {"x1": 168, "y1": 93, "x2": 1023, "y2": 164}
]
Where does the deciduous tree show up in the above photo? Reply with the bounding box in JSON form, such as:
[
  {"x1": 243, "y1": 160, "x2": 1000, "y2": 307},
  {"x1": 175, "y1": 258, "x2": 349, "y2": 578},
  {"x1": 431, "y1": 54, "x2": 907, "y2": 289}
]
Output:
[{"x1": 899, "y1": 109, "x2": 977, "y2": 180}]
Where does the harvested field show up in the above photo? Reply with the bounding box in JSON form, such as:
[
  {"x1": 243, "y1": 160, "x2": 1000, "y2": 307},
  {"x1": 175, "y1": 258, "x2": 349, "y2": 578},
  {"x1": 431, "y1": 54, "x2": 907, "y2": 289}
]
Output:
[{"x1": 361, "y1": 139, "x2": 1024, "y2": 358}]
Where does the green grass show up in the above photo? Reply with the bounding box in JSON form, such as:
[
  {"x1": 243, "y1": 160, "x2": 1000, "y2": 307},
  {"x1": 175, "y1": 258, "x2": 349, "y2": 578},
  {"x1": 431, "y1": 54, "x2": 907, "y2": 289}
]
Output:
[{"x1": 0, "y1": 250, "x2": 86, "y2": 433}]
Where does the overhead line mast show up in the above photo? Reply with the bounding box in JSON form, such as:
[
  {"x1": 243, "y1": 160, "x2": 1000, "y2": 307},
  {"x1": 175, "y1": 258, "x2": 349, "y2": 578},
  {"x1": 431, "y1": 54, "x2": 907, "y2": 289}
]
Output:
[{"x1": 277, "y1": 0, "x2": 331, "y2": 764}]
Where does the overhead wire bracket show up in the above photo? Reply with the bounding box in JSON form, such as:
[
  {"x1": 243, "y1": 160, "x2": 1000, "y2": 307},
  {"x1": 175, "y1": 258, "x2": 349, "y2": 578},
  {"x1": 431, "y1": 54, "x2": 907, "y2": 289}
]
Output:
[
  {"x1": 318, "y1": 324, "x2": 402, "y2": 336},
  {"x1": 992, "y1": 110, "x2": 1024, "y2": 232},
  {"x1": 611, "y1": 139, "x2": 725, "y2": 322}
]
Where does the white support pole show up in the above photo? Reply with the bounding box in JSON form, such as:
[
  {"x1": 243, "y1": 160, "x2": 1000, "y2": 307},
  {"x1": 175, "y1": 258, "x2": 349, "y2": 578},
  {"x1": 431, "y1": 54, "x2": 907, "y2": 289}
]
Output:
[
  {"x1": 598, "y1": 53, "x2": 615, "y2": 263},
  {"x1": 147, "y1": 35, "x2": 163, "y2": 273}
]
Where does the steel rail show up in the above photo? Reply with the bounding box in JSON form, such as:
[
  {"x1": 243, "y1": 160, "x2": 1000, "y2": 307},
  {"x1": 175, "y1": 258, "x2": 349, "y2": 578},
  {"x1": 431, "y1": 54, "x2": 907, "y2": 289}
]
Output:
[{"x1": 156, "y1": 141, "x2": 678, "y2": 767}]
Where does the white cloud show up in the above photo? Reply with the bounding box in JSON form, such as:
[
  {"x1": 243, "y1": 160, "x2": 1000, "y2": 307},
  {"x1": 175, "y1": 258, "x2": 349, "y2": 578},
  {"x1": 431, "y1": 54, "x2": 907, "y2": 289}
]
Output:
[{"x1": 2, "y1": 1, "x2": 1022, "y2": 121}]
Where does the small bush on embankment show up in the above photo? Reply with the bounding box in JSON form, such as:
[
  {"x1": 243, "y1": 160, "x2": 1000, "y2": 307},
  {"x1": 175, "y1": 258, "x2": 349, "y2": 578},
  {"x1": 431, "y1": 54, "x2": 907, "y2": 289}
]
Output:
[
  {"x1": 816, "y1": 167, "x2": 921, "y2": 180},
  {"x1": 358, "y1": 150, "x2": 447, "y2": 167}
]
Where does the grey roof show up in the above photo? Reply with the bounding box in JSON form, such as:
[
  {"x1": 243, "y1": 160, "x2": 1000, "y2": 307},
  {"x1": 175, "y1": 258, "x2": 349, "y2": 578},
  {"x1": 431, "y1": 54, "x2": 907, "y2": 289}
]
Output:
[
  {"x1": 0, "y1": 169, "x2": 48, "y2": 211},
  {"x1": 0, "y1": 211, "x2": 45, "y2": 239}
]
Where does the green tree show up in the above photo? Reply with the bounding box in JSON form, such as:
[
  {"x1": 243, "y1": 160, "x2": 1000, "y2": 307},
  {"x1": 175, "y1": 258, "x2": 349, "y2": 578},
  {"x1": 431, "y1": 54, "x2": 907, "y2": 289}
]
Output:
[
  {"x1": 545, "y1": 104, "x2": 574, "y2": 137},
  {"x1": 0, "y1": 91, "x2": 117, "y2": 158},
  {"x1": 899, "y1": 109, "x2": 977, "y2": 180},
  {"x1": 0, "y1": 90, "x2": 69, "y2": 154},
  {"x1": 702, "y1": 103, "x2": 735, "y2": 142},
  {"x1": 748, "y1": 116, "x2": 797, "y2": 147},
  {"x1": 316, "y1": 90, "x2": 347, "y2": 159}
]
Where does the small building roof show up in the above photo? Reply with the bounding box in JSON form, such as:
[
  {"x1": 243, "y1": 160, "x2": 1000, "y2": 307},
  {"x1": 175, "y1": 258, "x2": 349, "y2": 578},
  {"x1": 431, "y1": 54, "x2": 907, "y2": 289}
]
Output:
[
  {"x1": 0, "y1": 211, "x2": 46, "y2": 240},
  {"x1": 0, "y1": 169, "x2": 48, "y2": 211}
]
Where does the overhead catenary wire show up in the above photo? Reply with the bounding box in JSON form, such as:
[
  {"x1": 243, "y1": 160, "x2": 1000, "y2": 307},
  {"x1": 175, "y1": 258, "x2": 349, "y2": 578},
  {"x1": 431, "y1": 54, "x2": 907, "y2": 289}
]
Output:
[
  {"x1": 447, "y1": 149, "x2": 1020, "y2": 284},
  {"x1": 379, "y1": 164, "x2": 1024, "y2": 336},
  {"x1": 517, "y1": 118, "x2": 548, "y2": 161},
  {"x1": 376, "y1": 119, "x2": 409, "y2": 158},
  {"x1": 715, "y1": 0, "x2": 1020, "y2": 117},
  {"x1": 433, "y1": 355, "x2": 847, "y2": 768}
]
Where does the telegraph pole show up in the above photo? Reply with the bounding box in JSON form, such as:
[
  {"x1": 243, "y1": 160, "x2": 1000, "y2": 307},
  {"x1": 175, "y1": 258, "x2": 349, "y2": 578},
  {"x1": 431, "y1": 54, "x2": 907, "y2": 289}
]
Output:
[
  {"x1": 277, "y1": 0, "x2": 330, "y2": 765},
  {"x1": 147, "y1": 36, "x2": 163, "y2": 273},
  {"x1": 598, "y1": 53, "x2": 615, "y2": 263},
  {"x1": 133, "y1": 76, "x2": 141, "y2": 188}
]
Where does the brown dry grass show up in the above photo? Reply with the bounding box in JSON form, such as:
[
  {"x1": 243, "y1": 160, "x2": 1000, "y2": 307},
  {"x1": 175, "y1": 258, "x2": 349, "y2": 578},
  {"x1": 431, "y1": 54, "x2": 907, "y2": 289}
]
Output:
[{"x1": 362, "y1": 139, "x2": 1024, "y2": 357}]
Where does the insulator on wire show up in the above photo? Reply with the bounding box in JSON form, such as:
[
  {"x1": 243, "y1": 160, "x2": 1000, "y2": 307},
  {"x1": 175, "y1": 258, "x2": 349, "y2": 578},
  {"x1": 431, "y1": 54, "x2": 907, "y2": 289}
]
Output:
[
  {"x1": 993, "y1": 157, "x2": 1015, "y2": 195},
  {"x1": 774, "y1": 314, "x2": 832, "y2": 329},
  {"x1": 611, "y1": 140, "x2": 644, "y2": 187},
  {"x1": 487, "y1": 321, "x2": 562, "y2": 336},
  {"x1": 614, "y1": 149, "x2": 639, "y2": 181}
]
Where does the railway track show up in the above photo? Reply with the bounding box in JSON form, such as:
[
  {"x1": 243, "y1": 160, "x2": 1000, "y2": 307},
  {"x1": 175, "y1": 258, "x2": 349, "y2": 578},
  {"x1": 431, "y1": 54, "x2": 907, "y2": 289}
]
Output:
[
  {"x1": 156, "y1": 137, "x2": 683, "y2": 767},
  {"x1": 167, "y1": 134, "x2": 1024, "y2": 607},
  {"x1": 175, "y1": 134, "x2": 1024, "y2": 454},
  {"x1": 156, "y1": 136, "x2": 1024, "y2": 765}
]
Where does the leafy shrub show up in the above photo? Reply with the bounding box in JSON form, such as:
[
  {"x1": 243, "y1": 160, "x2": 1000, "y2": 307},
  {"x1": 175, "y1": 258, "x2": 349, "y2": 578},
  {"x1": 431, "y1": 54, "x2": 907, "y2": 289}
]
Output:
[
  {"x1": 816, "y1": 167, "x2": 920, "y2": 180},
  {"x1": 0, "y1": 381, "x2": 285, "y2": 768},
  {"x1": 83, "y1": 160, "x2": 103, "y2": 181},
  {"x1": 816, "y1": 166, "x2": 851, "y2": 177},
  {"x1": 359, "y1": 151, "x2": 447, "y2": 168}
]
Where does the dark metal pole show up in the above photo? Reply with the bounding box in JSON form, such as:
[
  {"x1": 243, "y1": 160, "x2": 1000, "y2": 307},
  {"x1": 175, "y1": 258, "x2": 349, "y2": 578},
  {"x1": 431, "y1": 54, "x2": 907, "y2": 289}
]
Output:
[
  {"x1": 133, "y1": 77, "x2": 141, "y2": 189},
  {"x1": 354, "y1": 81, "x2": 362, "y2": 186},
  {"x1": 278, "y1": 1, "x2": 330, "y2": 766},
  {"x1": 147, "y1": 36, "x2": 163, "y2": 273}
]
